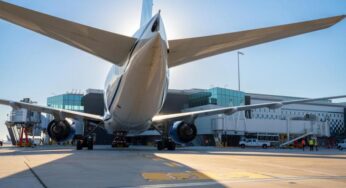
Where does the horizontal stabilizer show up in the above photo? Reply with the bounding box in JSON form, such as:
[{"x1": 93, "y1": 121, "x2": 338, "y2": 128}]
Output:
[
  {"x1": 0, "y1": 1, "x2": 136, "y2": 65},
  {"x1": 168, "y1": 15, "x2": 345, "y2": 68}
]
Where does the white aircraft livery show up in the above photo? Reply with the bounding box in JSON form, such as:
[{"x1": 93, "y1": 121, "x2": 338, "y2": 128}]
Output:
[{"x1": 0, "y1": 0, "x2": 345, "y2": 150}]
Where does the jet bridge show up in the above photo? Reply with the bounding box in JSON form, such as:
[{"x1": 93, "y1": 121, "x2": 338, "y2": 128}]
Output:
[{"x1": 5, "y1": 98, "x2": 42, "y2": 146}]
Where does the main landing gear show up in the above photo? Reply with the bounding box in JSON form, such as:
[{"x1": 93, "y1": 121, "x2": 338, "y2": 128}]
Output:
[
  {"x1": 157, "y1": 138, "x2": 176, "y2": 151},
  {"x1": 156, "y1": 123, "x2": 176, "y2": 151},
  {"x1": 76, "y1": 135, "x2": 94, "y2": 150},
  {"x1": 111, "y1": 131, "x2": 129, "y2": 148}
]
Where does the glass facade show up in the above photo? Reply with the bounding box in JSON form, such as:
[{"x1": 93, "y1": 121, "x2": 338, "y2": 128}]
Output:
[
  {"x1": 188, "y1": 87, "x2": 245, "y2": 108},
  {"x1": 189, "y1": 92, "x2": 216, "y2": 107},
  {"x1": 209, "y1": 87, "x2": 245, "y2": 107},
  {"x1": 47, "y1": 94, "x2": 84, "y2": 112}
]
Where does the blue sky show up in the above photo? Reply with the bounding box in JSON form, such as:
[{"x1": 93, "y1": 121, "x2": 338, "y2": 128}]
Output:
[{"x1": 0, "y1": 0, "x2": 346, "y2": 140}]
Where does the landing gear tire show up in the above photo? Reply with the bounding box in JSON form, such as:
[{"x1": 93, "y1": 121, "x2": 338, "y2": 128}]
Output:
[
  {"x1": 112, "y1": 142, "x2": 129, "y2": 148},
  {"x1": 87, "y1": 141, "x2": 94, "y2": 150},
  {"x1": 111, "y1": 142, "x2": 116, "y2": 148},
  {"x1": 167, "y1": 141, "x2": 176, "y2": 151},
  {"x1": 111, "y1": 131, "x2": 129, "y2": 148},
  {"x1": 76, "y1": 135, "x2": 94, "y2": 150},
  {"x1": 86, "y1": 135, "x2": 94, "y2": 150},
  {"x1": 157, "y1": 141, "x2": 165, "y2": 151},
  {"x1": 76, "y1": 140, "x2": 82, "y2": 150},
  {"x1": 156, "y1": 140, "x2": 176, "y2": 151}
]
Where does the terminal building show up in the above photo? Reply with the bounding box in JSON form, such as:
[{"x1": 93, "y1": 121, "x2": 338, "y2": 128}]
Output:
[
  {"x1": 47, "y1": 93, "x2": 84, "y2": 112},
  {"x1": 180, "y1": 88, "x2": 345, "y2": 146},
  {"x1": 43, "y1": 88, "x2": 346, "y2": 147}
]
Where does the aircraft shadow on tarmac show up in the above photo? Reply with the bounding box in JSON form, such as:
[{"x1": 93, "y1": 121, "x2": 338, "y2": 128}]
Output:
[
  {"x1": 1, "y1": 146, "x2": 345, "y2": 159},
  {"x1": 0, "y1": 146, "x2": 227, "y2": 188},
  {"x1": 1, "y1": 145, "x2": 346, "y2": 188}
]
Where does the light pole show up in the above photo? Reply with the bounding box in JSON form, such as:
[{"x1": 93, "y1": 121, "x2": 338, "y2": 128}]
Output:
[
  {"x1": 235, "y1": 51, "x2": 244, "y2": 137},
  {"x1": 237, "y1": 51, "x2": 244, "y2": 91}
]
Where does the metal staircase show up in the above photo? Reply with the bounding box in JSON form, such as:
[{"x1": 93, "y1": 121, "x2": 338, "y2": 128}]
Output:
[
  {"x1": 6, "y1": 123, "x2": 18, "y2": 145},
  {"x1": 213, "y1": 133, "x2": 223, "y2": 147},
  {"x1": 280, "y1": 132, "x2": 313, "y2": 147}
]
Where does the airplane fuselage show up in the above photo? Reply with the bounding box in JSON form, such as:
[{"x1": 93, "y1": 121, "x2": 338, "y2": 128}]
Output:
[{"x1": 103, "y1": 13, "x2": 168, "y2": 134}]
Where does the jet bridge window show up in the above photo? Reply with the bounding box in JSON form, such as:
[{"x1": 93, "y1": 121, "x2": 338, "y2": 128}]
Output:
[{"x1": 151, "y1": 18, "x2": 160, "y2": 32}]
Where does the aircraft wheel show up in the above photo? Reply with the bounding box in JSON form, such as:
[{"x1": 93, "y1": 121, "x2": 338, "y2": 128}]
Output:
[
  {"x1": 87, "y1": 141, "x2": 93, "y2": 150},
  {"x1": 157, "y1": 141, "x2": 164, "y2": 151},
  {"x1": 76, "y1": 140, "x2": 83, "y2": 150},
  {"x1": 167, "y1": 141, "x2": 176, "y2": 151}
]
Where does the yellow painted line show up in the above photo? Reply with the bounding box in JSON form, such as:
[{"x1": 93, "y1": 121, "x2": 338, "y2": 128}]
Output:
[
  {"x1": 142, "y1": 171, "x2": 210, "y2": 181},
  {"x1": 163, "y1": 162, "x2": 176, "y2": 168},
  {"x1": 170, "y1": 162, "x2": 183, "y2": 167},
  {"x1": 142, "y1": 171, "x2": 270, "y2": 181},
  {"x1": 163, "y1": 162, "x2": 183, "y2": 168},
  {"x1": 152, "y1": 157, "x2": 164, "y2": 161}
]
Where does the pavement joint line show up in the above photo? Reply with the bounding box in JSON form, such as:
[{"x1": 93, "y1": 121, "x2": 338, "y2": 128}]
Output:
[{"x1": 24, "y1": 161, "x2": 47, "y2": 188}]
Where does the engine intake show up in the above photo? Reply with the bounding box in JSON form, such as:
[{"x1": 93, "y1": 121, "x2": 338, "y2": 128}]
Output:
[
  {"x1": 47, "y1": 120, "x2": 75, "y2": 142},
  {"x1": 169, "y1": 121, "x2": 197, "y2": 144}
]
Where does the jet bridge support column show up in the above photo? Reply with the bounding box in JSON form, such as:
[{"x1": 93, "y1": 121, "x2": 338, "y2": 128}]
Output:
[{"x1": 17, "y1": 127, "x2": 31, "y2": 147}]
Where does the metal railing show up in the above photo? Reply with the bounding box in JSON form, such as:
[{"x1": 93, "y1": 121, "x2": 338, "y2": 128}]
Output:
[{"x1": 280, "y1": 132, "x2": 314, "y2": 147}]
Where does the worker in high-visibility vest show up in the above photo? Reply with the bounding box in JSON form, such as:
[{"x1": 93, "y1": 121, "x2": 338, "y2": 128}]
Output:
[
  {"x1": 301, "y1": 139, "x2": 306, "y2": 151},
  {"x1": 308, "y1": 139, "x2": 314, "y2": 151},
  {"x1": 314, "y1": 139, "x2": 319, "y2": 151}
]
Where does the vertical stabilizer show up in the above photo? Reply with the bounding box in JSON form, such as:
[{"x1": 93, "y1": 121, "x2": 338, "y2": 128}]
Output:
[{"x1": 140, "y1": 0, "x2": 153, "y2": 26}]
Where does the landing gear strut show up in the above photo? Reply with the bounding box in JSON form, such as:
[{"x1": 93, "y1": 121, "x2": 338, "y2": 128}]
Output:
[
  {"x1": 76, "y1": 134, "x2": 94, "y2": 150},
  {"x1": 157, "y1": 139, "x2": 176, "y2": 151},
  {"x1": 156, "y1": 123, "x2": 176, "y2": 151},
  {"x1": 112, "y1": 131, "x2": 129, "y2": 148}
]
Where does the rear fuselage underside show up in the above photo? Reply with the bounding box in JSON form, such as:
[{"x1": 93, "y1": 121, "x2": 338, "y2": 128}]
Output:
[{"x1": 104, "y1": 14, "x2": 169, "y2": 134}]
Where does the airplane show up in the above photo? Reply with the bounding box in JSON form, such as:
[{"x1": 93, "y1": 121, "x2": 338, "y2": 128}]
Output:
[{"x1": 0, "y1": 0, "x2": 345, "y2": 150}]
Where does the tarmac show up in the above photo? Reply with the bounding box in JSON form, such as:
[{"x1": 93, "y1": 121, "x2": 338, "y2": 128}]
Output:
[{"x1": 0, "y1": 145, "x2": 346, "y2": 188}]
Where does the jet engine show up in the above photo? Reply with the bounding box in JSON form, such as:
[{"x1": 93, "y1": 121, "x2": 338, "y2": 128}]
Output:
[
  {"x1": 47, "y1": 120, "x2": 76, "y2": 142},
  {"x1": 169, "y1": 121, "x2": 197, "y2": 144}
]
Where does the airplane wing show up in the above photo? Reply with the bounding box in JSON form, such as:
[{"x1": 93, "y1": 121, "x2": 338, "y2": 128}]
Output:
[
  {"x1": 0, "y1": 1, "x2": 136, "y2": 66},
  {"x1": 152, "y1": 95, "x2": 346, "y2": 122},
  {"x1": 0, "y1": 99, "x2": 103, "y2": 122},
  {"x1": 168, "y1": 15, "x2": 346, "y2": 68}
]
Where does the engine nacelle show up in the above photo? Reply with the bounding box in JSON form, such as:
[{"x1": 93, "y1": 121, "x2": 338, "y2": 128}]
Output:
[
  {"x1": 47, "y1": 120, "x2": 75, "y2": 142},
  {"x1": 169, "y1": 121, "x2": 197, "y2": 144}
]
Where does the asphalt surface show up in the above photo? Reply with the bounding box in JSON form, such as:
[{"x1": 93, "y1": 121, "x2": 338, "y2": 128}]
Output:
[{"x1": 0, "y1": 145, "x2": 345, "y2": 188}]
